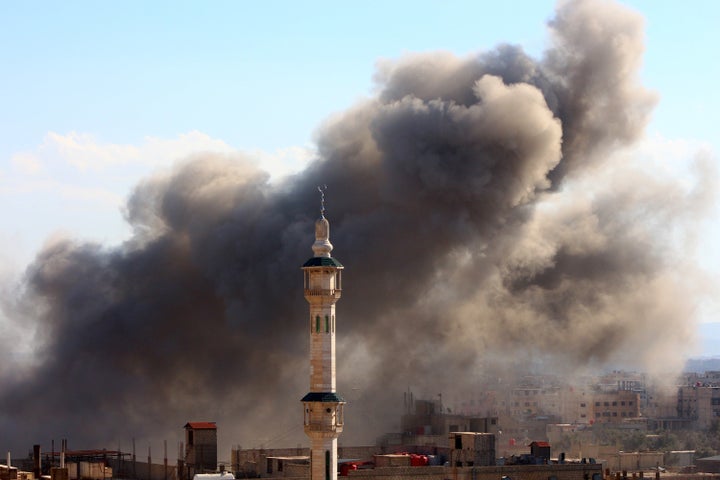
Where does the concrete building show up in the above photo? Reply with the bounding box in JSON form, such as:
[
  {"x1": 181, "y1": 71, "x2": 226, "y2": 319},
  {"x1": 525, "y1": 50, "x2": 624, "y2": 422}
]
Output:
[
  {"x1": 677, "y1": 385, "x2": 720, "y2": 429},
  {"x1": 559, "y1": 388, "x2": 593, "y2": 425},
  {"x1": 401, "y1": 399, "x2": 499, "y2": 437},
  {"x1": 184, "y1": 422, "x2": 217, "y2": 477},
  {"x1": 301, "y1": 197, "x2": 345, "y2": 480},
  {"x1": 591, "y1": 391, "x2": 640, "y2": 424},
  {"x1": 449, "y1": 432, "x2": 496, "y2": 467}
]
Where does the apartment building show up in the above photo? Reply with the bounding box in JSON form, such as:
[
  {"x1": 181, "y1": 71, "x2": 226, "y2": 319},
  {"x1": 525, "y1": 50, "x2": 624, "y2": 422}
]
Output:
[
  {"x1": 677, "y1": 385, "x2": 720, "y2": 429},
  {"x1": 591, "y1": 391, "x2": 640, "y2": 424}
]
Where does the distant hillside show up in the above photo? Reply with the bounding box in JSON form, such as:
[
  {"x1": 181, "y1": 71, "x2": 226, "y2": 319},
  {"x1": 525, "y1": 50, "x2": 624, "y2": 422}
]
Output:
[
  {"x1": 685, "y1": 357, "x2": 720, "y2": 373},
  {"x1": 683, "y1": 323, "x2": 720, "y2": 372}
]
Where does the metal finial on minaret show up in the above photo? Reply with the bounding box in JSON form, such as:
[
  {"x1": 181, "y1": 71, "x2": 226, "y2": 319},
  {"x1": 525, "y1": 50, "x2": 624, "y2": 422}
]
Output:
[
  {"x1": 318, "y1": 184, "x2": 327, "y2": 218},
  {"x1": 312, "y1": 185, "x2": 333, "y2": 258}
]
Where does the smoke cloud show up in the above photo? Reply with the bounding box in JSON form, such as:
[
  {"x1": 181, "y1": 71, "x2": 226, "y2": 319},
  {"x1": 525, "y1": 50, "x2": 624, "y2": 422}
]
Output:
[{"x1": 0, "y1": 0, "x2": 714, "y2": 456}]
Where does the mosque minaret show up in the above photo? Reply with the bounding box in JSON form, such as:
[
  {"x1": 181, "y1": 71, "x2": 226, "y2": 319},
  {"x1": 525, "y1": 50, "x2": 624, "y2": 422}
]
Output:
[{"x1": 301, "y1": 187, "x2": 345, "y2": 480}]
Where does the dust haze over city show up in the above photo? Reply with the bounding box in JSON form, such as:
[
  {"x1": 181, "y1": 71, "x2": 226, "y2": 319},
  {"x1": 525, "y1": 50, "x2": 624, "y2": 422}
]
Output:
[{"x1": 0, "y1": 0, "x2": 718, "y2": 460}]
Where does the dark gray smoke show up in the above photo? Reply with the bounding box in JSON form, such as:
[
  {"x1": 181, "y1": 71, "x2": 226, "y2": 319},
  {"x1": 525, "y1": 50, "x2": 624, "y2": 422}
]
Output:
[{"x1": 0, "y1": 0, "x2": 714, "y2": 456}]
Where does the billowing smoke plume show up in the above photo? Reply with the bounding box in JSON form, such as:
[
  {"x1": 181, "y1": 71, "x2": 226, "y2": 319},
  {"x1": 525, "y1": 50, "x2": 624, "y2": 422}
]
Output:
[{"x1": 0, "y1": 0, "x2": 715, "y2": 455}]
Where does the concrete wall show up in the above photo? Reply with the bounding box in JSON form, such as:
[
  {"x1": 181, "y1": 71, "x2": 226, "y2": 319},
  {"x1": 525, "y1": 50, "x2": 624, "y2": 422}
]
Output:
[
  {"x1": 0, "y1": 466, "x2": 19, "y2": 480},
  {"x1": 696, "y1": 459, "x2": 720, "y2": 474},
  {"x1": 50, "y1": 468, "x2": 69, "y2": 480},
  {"x1": 347, "y1": 463, "x2": 602, "y2": 480},
  {"x1": 283, "y1": 463, "x2": 309, "y2": 478},
  {"x1": 106, "y1": 457, "x2": 177, "y2": 480},
  {"x1": 606, "y1": 453, "x2": 664, "y2": 473},
  {"x1": 64, "y1": 461, "x2": 113, "y2": 480}
]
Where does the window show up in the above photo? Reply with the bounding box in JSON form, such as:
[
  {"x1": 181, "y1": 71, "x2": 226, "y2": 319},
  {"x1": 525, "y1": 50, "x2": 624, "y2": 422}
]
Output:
[
  {"x1": 612, "y1": 402, "x2": 617, "y2": 406},
  {"x1": 595, "y1": 402, "x2": 600, "y2": 407},
  {"x1": 325, "y1": 451, "x2": 330, "y2": 480},
  {"x1": 604, "y1": 402, "x2": 610, "y2": 407},
  {"x1": 325, "y1": 315, "x2": 329, "y2": 333},
  {"x1": 621, "y1": 401, "x2": 626, "y2": 406},
  {"x1": 316, "y1": 315, "x2": 320, "y2": 332},
  {"x1": 629, "y1": 401, "x2": 634, "y2": 406},
  {"x1": 581, "y1": 403, "x2": 586, "y2": 408}
]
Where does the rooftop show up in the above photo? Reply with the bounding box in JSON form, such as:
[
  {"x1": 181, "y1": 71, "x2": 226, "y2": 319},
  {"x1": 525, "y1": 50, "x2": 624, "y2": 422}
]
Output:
[{"x1": 184, "y1": 422, "x2": 217, "y2": 429}]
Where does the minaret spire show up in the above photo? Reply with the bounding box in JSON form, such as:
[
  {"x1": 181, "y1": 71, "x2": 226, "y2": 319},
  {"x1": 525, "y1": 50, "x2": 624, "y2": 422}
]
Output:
[
  {"x1": 312, "y1": 185, "x2": 333, "y2": 258},
  {"x1": 301, "y1": 186, "x2": 345, "y2": 480}
]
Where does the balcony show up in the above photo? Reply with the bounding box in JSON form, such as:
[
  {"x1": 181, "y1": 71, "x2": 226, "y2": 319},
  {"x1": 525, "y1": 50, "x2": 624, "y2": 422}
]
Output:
[{"x1": 304, "y1": 288, "x2": 342, "y2": 298}]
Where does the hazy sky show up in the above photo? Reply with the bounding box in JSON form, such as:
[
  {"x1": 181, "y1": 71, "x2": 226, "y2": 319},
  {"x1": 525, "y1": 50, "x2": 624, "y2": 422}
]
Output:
[{"x1": 0, "y1": 0, "x2": 718, "y2": 351}]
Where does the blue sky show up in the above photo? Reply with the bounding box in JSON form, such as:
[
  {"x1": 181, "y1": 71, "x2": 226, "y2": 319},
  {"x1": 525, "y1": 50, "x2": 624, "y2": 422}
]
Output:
[{"x1": 1, "y1": 1, "x2": 719, "y2": 353}]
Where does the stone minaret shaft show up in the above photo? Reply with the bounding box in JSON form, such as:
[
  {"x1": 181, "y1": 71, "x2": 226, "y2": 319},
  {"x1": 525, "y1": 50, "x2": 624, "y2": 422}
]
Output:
[{"x1": 301, "y1": 211, "x2": 345, "y2": 480}]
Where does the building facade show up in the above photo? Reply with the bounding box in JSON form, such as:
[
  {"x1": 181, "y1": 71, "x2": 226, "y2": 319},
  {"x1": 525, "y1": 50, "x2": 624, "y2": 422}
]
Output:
[
  {"x1": 677, "y1": 385, "x2": 720, "y2": 429},
  {"x1": 590, "y1": 391, "x2": 640, "y2": 424}
]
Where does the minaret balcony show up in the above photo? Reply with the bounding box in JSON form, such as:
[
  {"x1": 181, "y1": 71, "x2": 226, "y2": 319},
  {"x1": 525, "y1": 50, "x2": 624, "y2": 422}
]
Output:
[
  {"x1": 304, "y1": 288, "x2": 342, "y2": 299},
  {"x1": 303, "y1": 424, "x2": 344, "y2": 435}
]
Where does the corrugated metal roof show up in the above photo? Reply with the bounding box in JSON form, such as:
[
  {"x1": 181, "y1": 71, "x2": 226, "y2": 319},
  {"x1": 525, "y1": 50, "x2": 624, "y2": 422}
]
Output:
[
  {"x1": 302, "y1": 257, "x2": 344, "y2": 268},
  {"x1": 184, "y1": 422, "x2": 217, "y2": 429}
]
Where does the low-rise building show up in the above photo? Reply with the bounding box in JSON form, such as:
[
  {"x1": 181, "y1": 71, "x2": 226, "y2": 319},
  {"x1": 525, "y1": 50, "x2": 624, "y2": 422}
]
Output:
[{"x1": 184, "y1": 422, "x2": 218, "y2": 478}]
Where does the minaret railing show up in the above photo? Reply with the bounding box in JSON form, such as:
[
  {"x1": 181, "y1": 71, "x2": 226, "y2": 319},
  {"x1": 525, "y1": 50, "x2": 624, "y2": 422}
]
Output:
[{"x1": 304, "y1": 288, "x2": 342, "y2": 297}]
